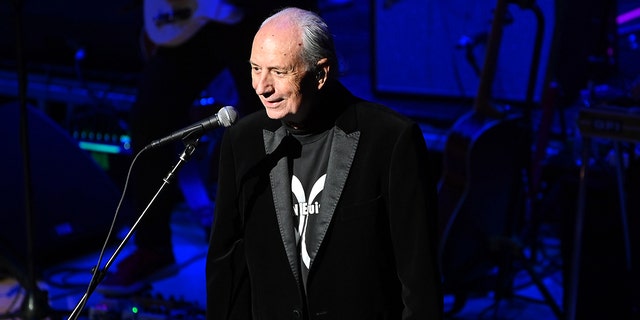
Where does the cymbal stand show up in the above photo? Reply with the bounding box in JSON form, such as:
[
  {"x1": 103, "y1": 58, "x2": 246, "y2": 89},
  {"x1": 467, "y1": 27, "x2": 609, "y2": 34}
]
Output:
[{"x1": 0, "y1": 0, "x2": 56, "y2": 318}]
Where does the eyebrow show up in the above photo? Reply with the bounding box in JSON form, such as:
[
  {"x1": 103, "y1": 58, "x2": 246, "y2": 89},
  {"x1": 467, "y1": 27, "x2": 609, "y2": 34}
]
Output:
[{"x1": 250, "y1": 61, "x2": 295, "y2": 72}]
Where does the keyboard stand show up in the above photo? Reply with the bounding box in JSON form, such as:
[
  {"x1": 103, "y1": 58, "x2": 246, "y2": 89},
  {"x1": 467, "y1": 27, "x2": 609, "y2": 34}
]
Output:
[{"x1": 566, "y1": 105, "x2": 640, "y2": 320}]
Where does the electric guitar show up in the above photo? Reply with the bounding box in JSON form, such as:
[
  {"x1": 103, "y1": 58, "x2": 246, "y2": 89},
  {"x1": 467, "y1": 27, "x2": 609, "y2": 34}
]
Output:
[{"x1": 144, "y1": 0, "x2": 244, "y2": 47}]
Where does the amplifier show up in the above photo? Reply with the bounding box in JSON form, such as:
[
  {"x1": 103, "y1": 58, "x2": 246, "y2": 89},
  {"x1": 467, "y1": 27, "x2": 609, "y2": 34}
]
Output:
[{"x1": 577, "y1": 105, "x2": 640, "y2": 142}]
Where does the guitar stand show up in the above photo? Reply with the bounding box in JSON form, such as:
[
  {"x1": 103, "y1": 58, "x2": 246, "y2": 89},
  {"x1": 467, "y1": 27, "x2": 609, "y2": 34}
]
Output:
[{"x1": 481, "y1": 236, "x2": 563, "y2": 319}]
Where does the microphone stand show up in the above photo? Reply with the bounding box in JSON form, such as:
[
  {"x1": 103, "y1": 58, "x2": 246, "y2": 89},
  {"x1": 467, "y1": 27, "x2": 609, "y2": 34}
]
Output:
[{"x1": 67, "y1": 137, "x2": 201, "y2": 320}]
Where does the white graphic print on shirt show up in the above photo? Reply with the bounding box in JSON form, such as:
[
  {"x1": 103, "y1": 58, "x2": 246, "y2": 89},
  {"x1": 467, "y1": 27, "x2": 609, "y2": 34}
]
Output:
[{"x1": 291, "y1": 173, "x2": 326, "y2": 268}]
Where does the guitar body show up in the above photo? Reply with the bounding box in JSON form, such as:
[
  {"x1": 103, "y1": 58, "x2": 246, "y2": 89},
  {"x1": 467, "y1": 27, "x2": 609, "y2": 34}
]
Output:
[
  {"x1": 438, "y1": 110, "x2": 528, "y2": 303},
  {"x1": 144, "y1": 0, "x2": 243, "y2": 46}
]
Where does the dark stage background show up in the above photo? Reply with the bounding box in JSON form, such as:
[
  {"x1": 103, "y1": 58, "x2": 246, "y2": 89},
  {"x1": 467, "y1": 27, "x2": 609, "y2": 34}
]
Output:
[{"x1": 0, "y1": 0, "x2": 638, "y2": 319}]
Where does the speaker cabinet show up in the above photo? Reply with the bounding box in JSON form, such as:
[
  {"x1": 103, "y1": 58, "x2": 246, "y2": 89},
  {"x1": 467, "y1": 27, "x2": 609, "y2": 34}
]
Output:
[
  {"x1": 0, "y1": 102, "x2": 129, "y2": 269},
  {"x1": 373, "y1": 0, "x2": 555, "y2": 103}
]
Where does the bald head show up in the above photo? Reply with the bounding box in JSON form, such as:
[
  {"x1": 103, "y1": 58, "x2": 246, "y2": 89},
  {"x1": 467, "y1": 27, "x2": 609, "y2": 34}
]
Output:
[
  {"x1": 256, "y1": 7, "x2": 338, "y2": 76},
  {"x1": 253, "y1": 9, "x2": 305, "y2": 69}
]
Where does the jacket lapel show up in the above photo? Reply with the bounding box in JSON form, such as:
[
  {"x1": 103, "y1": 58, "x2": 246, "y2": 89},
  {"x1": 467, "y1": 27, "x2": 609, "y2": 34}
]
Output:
[
  {"x1": 306, "y1": 127, "x2": 360, "y2": 268},
  {"x1": 263, "y1": 127, "x2": 301, "y2": 283}
]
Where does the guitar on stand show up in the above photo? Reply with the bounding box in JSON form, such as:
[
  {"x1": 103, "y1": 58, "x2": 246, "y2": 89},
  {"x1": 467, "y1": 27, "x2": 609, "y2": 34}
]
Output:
[
  {"x1": 438, "y1": 0, "x2": 564, "y2": 317},
  {"x1": 437, "y1": 0, "x2": 534, "y2": 315}
]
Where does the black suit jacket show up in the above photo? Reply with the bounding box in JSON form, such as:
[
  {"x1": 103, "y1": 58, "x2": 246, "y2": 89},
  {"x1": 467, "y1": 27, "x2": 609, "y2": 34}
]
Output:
[{"x1": 206, "y1": 81, "x2": 442, "y2": 319}]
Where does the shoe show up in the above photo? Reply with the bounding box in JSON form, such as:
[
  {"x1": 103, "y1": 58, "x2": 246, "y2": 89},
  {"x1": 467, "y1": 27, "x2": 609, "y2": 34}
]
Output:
[{"x1": 96, "y1": 248, "x2": 179, "y2": 296}]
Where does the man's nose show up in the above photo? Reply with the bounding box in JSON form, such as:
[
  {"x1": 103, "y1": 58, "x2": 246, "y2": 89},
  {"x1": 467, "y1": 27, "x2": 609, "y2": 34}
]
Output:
[{"x1": 254, "y1": 73, "x2": 273, "y2": 95}]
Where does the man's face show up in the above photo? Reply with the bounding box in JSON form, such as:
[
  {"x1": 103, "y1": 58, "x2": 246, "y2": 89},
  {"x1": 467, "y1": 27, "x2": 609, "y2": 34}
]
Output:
[{"x1": 250, "y1": 20, "x2": 313, "y2": 122}]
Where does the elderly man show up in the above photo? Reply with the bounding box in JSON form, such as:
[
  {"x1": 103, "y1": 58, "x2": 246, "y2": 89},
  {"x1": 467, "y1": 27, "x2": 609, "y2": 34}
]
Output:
[{"x1": 206, "y1": 7, "x2": 443, "y2": 319}]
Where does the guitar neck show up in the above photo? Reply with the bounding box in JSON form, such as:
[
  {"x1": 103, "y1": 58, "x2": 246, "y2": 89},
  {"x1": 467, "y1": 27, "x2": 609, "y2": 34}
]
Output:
[{"x1": 473, "y1": 0, "x2": 509, "y2": 117}]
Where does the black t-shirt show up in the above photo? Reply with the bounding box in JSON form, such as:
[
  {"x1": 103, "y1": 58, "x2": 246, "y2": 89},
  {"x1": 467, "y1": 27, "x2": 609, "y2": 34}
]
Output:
[{"x1": 290, "y1": 127, "x2": 333, "y2": 287}]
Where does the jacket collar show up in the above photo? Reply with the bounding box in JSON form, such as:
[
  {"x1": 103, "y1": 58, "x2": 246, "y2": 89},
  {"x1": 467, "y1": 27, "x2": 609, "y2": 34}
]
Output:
[{"x1": 262, "y1": 79, "x2": 361, "y2": 136}]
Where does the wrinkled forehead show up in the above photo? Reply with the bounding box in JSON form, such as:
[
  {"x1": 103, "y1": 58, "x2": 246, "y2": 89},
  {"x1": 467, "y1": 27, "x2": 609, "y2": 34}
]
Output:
[
  {"x1": 255, "y1": 18, "x2": 302, "y2": 49},
  {"x1": 252, "y1": 19, "x2": 304, "y2": 63}
]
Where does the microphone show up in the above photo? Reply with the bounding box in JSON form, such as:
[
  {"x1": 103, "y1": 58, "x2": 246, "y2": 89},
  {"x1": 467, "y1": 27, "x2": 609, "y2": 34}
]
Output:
[{"x1": 146, "y1": 106, "x2": 238, "y2": 149}]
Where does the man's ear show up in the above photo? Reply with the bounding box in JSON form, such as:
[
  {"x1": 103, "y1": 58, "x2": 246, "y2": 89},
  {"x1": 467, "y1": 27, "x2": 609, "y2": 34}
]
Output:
[{"x1": 316, "y1": 58, "x2": 330, "y2": 89}]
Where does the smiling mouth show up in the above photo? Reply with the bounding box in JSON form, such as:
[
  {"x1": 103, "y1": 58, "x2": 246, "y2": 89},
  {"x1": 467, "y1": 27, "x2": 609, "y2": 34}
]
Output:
[{"x1": 263, "y1": 99, "x2": 282, "y2": 107}]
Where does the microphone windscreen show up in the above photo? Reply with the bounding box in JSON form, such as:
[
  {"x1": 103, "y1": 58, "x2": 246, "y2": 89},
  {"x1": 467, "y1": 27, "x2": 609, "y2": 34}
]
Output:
[{"x1": 218, "y1": 106, "x2": 238, "y2": 127}]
